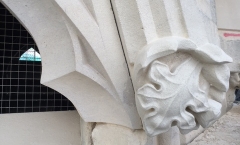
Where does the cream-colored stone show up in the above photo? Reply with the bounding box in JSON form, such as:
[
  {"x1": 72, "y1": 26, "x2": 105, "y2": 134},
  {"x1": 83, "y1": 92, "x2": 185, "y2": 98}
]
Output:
[
  {"x1": 0, "y1": 111, "x2": 80, "y2": 145},
  {"x1": 113, "y1": 0, "x2": 232, "y2": 137},
  {"x1": 180, "y1": 126, "x2": 204, "y2": 145},
  {"x1": 1, "y1": 0, "x2": 141, "y2": 129},
  {"x1": 134, "y1": 37, "x2": 231, "y2": 136},
  {"x1": 154, "y1": 127, "x2": 181, "y2": 145},
  {"x1": 0, "y1": 0, "x2": 236, "y2": 145},
  {"x1": 92, "y1": 123, "x2": 150, "y2": 145},
  {"x1": 112, "y1": 0, "x2": 220, "y2": 72},
  {"x1": 80, "y1": 117, "x2": 95, "y2": 145},
  {"x1": 216, "y1": 0, "x2": 240, "y2": 30},
  {"x1": 92, "y1": 124, "x2": 183, "y2": 145}
]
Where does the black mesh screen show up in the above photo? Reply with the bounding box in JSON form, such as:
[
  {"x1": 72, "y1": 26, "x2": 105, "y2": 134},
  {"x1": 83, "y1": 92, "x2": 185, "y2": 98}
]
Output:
[{"x1": 0, "y1": 3, "x2": 75, "y2": 113}]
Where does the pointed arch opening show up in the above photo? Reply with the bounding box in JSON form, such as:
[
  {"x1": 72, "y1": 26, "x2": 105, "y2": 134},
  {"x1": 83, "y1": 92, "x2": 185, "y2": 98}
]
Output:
[
  {"x1": 0, "y1": 3, "x2": 75, "y2": 114},
  {"x1": 19, "y1": 48, "x2": 41, "y2": 62}
]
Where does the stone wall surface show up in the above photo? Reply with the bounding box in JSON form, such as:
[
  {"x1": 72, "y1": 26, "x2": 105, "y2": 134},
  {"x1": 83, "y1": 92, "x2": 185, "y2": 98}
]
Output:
[
  {"x1": 0, "y1": 111, "x2": 81, "y2": 145},
  {"x1": 216, "y1": 0, "x2": 240, "y2": 30}
]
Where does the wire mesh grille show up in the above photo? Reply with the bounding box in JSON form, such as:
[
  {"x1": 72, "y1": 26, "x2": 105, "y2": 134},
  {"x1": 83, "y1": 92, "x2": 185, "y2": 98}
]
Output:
[{"x1": 0, "y1": 3, "x2": 75, "y2": 114}]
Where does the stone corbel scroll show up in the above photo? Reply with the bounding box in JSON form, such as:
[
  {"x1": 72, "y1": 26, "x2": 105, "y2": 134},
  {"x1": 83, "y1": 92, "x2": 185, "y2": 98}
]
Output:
[{"x1": 112, "y1": 0, "x2": 233, "y2": 136}]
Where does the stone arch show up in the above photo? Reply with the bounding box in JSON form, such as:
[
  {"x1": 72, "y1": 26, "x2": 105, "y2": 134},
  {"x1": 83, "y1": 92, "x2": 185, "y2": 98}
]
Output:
[
  {"x1": 0, "y1": 2, "x2": 75, "y2": 113},
  {"x1": 1, "y1": 0, "x2": 141, "y2": 129}
]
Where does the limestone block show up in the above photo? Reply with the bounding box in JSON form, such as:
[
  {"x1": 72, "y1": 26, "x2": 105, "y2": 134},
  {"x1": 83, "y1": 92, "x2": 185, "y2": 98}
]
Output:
[
  {"x1": 92, "y1": 123, "x2": 151, "y2": 145},
  {"x1": 1, "y1": 0, "x2": 141, "y2": 129},
  {"x1": 0, "y1": 111, "x2": 81, "y2": 145},
  {"x1": 92, "y1": 124, "x2": 184, "y2": 145},
  {"x1": 216, "y1": 0, "x2": 240, "y2": 30}
]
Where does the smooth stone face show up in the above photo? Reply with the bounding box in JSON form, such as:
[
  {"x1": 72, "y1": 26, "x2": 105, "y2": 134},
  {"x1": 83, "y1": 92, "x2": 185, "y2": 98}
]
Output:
[
  {"x1": 216, "y1": 0, "x2": 240, "y2": 30},
  {"x1": 92, "y1": 123, "x2": 151, "y2": 145},
  {"x1": 0, "y1": 111, "x2": 81, "y2": 145}
]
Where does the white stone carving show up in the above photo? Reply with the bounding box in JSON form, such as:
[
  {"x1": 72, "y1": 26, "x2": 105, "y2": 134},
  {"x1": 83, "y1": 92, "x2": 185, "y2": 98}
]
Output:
[
  {"x1": 1, "y1": 0, "x2": 141, "y2": 129},
  {"x1": 1, "y1": 0, "x2": 236, "y2": 144},
  {"x1": 112, "y1": 0, "x2": 233, "y2": 137},
  {"x1": 133, "y1": 37, "x2": 232, "y2": 136}
]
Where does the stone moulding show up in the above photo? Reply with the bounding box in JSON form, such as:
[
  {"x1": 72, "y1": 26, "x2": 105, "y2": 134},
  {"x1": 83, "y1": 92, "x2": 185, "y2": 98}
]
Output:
[
  {"x1": 133, "y1": 37, "x2": 232, "y2": 136},
  {"x1": 1, "y1": 0, "x2": 142, "y2": 129}
]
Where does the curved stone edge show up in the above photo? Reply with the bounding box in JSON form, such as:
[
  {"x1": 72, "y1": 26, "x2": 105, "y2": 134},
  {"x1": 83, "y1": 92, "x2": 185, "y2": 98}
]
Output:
[{"x1": 1, "y1": 0, "x2": 141, "y2": 129}]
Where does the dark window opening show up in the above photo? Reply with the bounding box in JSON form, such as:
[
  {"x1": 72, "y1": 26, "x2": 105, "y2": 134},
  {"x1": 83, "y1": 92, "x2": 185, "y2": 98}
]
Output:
[
  {"x1": 235, "y1": 89, "x2": 240, "y2": 102},
  {"x1": 0, "y1": 3, "x2": 75, "y2": 114}
]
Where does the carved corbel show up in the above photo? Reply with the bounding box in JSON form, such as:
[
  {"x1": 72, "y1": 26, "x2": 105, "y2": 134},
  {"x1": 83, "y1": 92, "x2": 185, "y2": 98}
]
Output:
[
  {"x1": 133, "y1": 37, "x2": 232, "y2": 136},
  {"x1": 112, "y1": 0, "x2": 233, "y2": 137}
]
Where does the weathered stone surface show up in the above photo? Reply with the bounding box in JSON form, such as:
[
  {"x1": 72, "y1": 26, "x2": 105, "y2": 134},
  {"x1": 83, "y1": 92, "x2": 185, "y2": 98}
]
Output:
[{"x1": 189, "y1": 104, "x2": 240, "y2": 145}]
